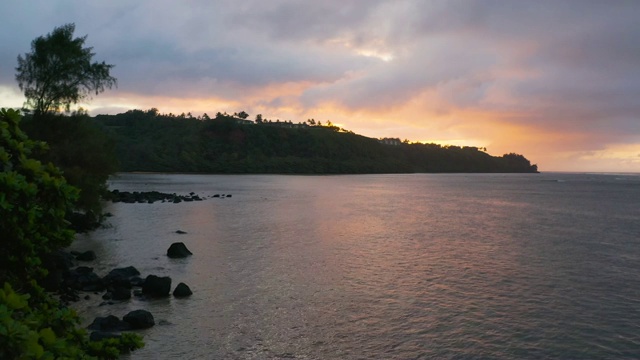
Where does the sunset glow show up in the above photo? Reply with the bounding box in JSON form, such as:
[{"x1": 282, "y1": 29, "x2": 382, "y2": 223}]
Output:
[{"x1": 1, "y1": 1, "x2": 639, "y2": 172}]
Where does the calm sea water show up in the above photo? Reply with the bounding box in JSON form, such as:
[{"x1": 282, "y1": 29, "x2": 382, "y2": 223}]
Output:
[{"x1": 71, "y1": 173, "x2": 640, "y2": 359}]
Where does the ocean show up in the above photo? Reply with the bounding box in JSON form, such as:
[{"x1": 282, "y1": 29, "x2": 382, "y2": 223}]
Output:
[{"x1": 71, "y1": 172, "x2": 640, "y2": 359}]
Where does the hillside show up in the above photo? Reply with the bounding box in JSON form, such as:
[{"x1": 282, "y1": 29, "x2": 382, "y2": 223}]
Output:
[{"x1": 95, "y1": 110, "x2": 538, "y2": 174}]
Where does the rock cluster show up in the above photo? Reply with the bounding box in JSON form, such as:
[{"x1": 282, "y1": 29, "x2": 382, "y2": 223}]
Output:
[
  {"x1": 88, "y1": 309, "x2": 155, "y2": 340},
  {"x1": 105, "y1": 190, "x2": 204, "y2": 203},
  {"x1": 54, "y1": 227, "x2": 197, "y2": 343}
]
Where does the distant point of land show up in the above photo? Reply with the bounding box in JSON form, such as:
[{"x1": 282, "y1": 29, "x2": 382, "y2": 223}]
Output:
[{"x1": 94, "y1": 109, "x2": 538, "y2": 174}]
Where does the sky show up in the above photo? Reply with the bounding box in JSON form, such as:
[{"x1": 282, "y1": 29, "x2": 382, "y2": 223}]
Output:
[{"x1": 1, "y1": 1, "x2": 639, "y2": 172}]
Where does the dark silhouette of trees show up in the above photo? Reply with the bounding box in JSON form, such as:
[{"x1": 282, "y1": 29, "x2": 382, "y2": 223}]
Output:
[
  {"x1": 15, "y1": 23, "x2": 116, "y2": 115},
  {"x1": 95, "y1": 110, "x2": 539, "y2": 174},
  {"x1": 15, "y1": 24, "x2": 119, "y2": 229},
  {"x1": 20, "y1": 112, "x2": 118, "y2": 229}
]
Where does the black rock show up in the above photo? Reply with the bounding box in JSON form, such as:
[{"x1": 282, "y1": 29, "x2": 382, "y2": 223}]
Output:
[
  {"x1": 106, "y1": 266, "x2": 140, "y2": 279},
  {"x1": 173, "y1": 282, "x2": 193, "y2": 297},
  {"x1": 75, "y1": 250, "x2": 97, "y2": 261},
  {"x1": 123, "y1": 309, "x2": 155, "y2": 329},
  {"x1": 88, "y1": 315, "x2": 131, "y2": 331},
  {"x1": 167, "y1": 242, "x2": 193, "y2": 258},
  {"x1": 142, "y1": 275, "x2": 171, "y2": 297},
  {"x1": 64, "y1": 267, "x2": 104, "y2": 292},
  {"x1": 103, "y1": 266, "x2": 141, "y2": 288},
  {"x1": 108, "y1": 285, "x2": 132, "y2": 301}
]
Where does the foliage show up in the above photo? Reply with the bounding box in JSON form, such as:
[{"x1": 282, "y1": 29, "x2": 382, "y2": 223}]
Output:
[
  {"x1": 0, "y1": 108, "x2": 143, "y2": 359},
  {"x1": 0, "y1": 108, "x2": 77, "y2": 281},
  {"x1": 0, "y1": 282, "x2": 88, "y2": 359},
  {"x1": 96, "y1": 109, "x2": 538, "y2": 174},
  {"x1": 0, "y1": 282, "x2": 143, "y2": 360},
  {"x1": 86, "y1": 333, "x2": 144, "y2": 359},
  {"x1": 20, "y1": 112, "x2": 119, "y2": 229},
  {"x1": 15, "y1": 23, "x2": 116, "y2": 115}
]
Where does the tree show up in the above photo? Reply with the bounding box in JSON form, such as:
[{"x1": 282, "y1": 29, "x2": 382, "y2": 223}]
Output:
[
  {"x1": 20, "y1": 112, "x2": 119, "y2": 229},
  {"x1": 237, "y1": 111, "x2": 249, "y2": 119},
  {"x1": 15, "y1": 23, "x2": 116, "y2": 115}
]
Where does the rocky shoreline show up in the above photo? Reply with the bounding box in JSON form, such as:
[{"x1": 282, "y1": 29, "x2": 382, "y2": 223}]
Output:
[
  {"x1": 104, "y1": 189, "x2": 232, "y2": 203},
  {"x1": 45, "y1": 239, "x2": 194, "y2": 343},
  {"x1": 47, "y1": 190, "x2": 213, "y2": 345}
]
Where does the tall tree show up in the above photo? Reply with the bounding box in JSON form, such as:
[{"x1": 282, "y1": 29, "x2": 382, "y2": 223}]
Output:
[{"x1": 15, "y1": 23, "x2": 116, "y2": 115}]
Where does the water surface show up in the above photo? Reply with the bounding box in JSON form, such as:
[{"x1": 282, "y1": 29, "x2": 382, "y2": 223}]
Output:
[{"x1": 71, "y1": 173, "x2": 640, "y2": 359}]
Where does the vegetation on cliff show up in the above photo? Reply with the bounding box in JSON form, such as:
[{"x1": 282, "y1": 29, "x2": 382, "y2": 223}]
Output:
[{"x1": 97, "y1": 109, "x2": 538, "y2": 174}]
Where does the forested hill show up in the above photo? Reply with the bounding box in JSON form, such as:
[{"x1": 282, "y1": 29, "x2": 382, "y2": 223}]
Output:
[{"x1": 95, "y1": 109, "x2": 539, "y2": 174}]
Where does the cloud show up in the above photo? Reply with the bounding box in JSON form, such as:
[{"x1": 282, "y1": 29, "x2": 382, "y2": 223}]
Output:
[{"x1": 1, "y1": 0, "x2": 640, "y2": 171}]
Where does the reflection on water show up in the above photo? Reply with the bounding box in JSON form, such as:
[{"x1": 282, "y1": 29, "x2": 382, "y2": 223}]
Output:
[{"x1": 70, "y1": 173, "x2": 640, "y2": 359}]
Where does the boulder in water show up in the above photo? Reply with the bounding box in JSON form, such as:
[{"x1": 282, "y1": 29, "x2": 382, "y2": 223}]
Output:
[
  {"x1": 167, "y1": 242, "x2": 193, "y2": 258},
  {"x1": 173, "y1": 282, "x2": 193, "y2": 297},
  {"x1": 103, "y1": 266, "x2": 141, "y2": 288},
  {"x1": 88, "y1": 315, "x2": 131, "y2": 331},
  {"x1": 106, "y1": 285, "x2": 132, "y2": 301},
  {"x1": 142, "y1": 275, "x2": 171, "y2": 297},
  {"x1": 64, "y1": 266, "x2": 104, "y2": 292},
  {"x1": 123, "y1": 309, "x2": 155, "y2": 329}
]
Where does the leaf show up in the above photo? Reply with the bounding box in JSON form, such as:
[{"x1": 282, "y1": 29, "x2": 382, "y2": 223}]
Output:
[
  {"x1": 4, "y1": 292, "x2": 27, "y2": 310},
  {"x1": 39, "y1": 327, "x2": 57, "y2": 345}
]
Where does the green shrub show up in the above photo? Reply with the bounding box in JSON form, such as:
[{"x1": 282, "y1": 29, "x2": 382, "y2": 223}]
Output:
[
  {"x1": 0, "y1": 108, "x2": 143, "y2": 358},
  {"x1": 0, "y1": 108, "x2": 77, "y2": 281},
  {"x1": 0, "y1": 282, "x2": 143, "y2": 359}
]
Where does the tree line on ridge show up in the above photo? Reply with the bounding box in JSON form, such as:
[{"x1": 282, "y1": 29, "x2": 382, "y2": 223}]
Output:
[{"x1": 96, "y1": 109, "x2": 538, "y2": 174}]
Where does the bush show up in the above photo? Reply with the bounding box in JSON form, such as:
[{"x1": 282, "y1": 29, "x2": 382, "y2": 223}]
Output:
[
  {"x1": 0, "y1": 108, "x2": 143, "y2": 358},
  {"x1": 0, "y1": 108, "x2": 78, "y2": 281},
  {"x1": 0, "y1": 282, "x2": 143, "y2": 359}
]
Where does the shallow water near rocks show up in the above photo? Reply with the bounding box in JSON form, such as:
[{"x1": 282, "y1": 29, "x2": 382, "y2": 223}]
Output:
[{"x1": 70, "y1": 172, "x2": 640, "y2": 359}]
